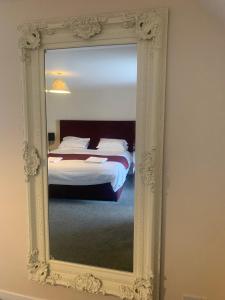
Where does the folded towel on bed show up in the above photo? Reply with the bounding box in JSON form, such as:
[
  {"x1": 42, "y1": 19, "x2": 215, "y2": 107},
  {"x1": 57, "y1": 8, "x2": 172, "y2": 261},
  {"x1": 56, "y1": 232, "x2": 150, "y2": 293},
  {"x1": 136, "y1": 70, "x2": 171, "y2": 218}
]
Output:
[
  {"x1": 85, "y1": 156, "x2": 108, "y2": 163},
  {"x1": 48, "y1": 157, "x2": 63, "y2": 163}
]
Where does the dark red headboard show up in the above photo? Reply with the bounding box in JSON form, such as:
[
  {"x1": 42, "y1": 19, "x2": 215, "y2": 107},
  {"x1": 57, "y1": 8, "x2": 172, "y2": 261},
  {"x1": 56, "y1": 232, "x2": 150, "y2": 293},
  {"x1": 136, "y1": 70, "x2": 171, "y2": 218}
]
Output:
[{"x1": 60, "y1": 120, "x2": 135, "y2": 151}]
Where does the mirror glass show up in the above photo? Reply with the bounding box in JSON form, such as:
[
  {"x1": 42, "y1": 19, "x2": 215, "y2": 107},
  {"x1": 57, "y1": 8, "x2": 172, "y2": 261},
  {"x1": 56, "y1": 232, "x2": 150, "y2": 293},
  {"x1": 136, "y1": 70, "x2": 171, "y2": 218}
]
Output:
[{"x1": 45, "y1": 44, "x2": 137, "y2": 272}]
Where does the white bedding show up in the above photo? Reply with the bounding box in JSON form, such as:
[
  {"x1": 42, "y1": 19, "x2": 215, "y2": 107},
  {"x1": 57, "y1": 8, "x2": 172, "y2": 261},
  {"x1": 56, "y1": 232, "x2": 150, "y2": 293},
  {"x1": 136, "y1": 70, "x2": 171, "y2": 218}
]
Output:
[{"x1": 48, "y1": 148, "x2": 132, "y2": 192}]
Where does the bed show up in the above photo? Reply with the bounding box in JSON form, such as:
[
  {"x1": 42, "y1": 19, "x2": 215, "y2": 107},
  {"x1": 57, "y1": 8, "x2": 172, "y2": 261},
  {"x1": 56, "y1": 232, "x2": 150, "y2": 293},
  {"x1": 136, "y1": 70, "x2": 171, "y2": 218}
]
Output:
[{"x1": 48, "y1": 120, "x2": 135, "y2": 201}]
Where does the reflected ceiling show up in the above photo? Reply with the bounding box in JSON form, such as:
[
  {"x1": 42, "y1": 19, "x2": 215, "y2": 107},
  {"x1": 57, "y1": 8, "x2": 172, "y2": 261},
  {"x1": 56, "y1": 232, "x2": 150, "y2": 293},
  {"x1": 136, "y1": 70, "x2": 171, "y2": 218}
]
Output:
[{"x1": 45, "y1": 44, "x2": 137, "y2": 88}]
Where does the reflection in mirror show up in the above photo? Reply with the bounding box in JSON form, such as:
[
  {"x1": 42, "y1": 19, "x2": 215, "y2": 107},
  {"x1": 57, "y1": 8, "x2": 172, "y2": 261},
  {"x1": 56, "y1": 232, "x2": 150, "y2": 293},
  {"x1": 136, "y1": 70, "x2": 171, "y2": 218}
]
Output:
[{"x1": 45, "y1": 44, "x2": 137, "y2": 272}]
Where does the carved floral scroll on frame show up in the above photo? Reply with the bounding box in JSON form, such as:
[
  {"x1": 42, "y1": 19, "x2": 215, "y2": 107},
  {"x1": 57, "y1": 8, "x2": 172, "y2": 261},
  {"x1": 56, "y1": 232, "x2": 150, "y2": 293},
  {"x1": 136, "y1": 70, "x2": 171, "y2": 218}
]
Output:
[
  {"x1": 23, "y1": 142, "x2": 40, "y2": 182},
  {"x1": 19, "y1": 8, "x2": 168, "y2": 300},
  {"x1": 27, "y1": 248, "x2": 154, "y2": 300}
]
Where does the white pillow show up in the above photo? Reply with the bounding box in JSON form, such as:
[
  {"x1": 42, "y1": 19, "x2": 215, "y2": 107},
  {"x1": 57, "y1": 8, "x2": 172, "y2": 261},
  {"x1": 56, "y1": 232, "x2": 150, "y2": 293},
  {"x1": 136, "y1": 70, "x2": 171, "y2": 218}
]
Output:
[
  {"x1": 58, "y1": 139, "x2": 89, "y2": 150},
  {"x1": 98, "y1": 145, "x2": 128, "y2": 151},
  {"x1": 97, "y1": 138, "x2": 128, "y2": 151},
  {"x1": 97, "y1": 138, "x2": 128, "y2": 146},
  {"x1": 63, "y1": 136, "x2": 90, "y2": 142}
]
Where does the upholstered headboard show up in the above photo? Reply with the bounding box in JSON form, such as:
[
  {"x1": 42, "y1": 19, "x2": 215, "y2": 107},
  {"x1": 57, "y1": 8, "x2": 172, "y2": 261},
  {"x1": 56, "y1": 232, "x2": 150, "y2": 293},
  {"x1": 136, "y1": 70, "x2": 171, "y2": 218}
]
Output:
[{"x1": 60, "y1": 120, "x2": 135, "y2": 152}]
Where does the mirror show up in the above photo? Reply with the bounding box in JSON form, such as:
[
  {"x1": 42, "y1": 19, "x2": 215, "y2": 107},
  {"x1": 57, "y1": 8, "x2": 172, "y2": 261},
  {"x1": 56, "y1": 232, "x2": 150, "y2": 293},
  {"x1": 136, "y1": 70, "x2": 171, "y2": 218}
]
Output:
[
  {"x1": 20, "y1": 9, "x2": 168, "y2": 299},
  {"x1": 45, "y1": 44, "x2": 137, "y2": 272}
]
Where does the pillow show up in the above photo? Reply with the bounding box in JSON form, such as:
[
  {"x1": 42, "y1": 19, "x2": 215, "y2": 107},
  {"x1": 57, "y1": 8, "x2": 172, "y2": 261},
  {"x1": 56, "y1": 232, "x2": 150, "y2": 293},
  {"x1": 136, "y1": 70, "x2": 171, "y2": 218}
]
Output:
[
  {"x1": 97, "y1": 138, "x2": 128, "y2": 146},
  {"x1": 58, "y1": 139, "x2": 89, "y2": 150},
  {"x1": 98, "y1": 145, "x2": 128, "y2": 151},
  {"x1": 97, "y1": 138, "x2": 128, "y2": 151},
  {"x1": 63, "y1": 136, "x2": 90, "y2": 142}
]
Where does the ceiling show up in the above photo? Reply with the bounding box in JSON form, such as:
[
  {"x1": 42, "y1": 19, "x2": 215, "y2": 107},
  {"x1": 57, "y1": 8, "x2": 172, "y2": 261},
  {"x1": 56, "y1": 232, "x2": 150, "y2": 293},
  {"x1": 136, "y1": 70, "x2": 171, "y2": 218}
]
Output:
[{"x1": 45, "y1": 44, "x2": 137, "y2": 89}]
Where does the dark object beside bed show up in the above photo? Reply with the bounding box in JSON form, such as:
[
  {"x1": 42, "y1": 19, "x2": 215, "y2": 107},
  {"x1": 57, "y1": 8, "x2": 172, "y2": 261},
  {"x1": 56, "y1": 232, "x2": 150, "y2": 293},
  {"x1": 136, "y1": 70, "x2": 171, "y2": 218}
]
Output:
[{"x1": 49, "y1": 120, "x2": 135, "y2": 201}]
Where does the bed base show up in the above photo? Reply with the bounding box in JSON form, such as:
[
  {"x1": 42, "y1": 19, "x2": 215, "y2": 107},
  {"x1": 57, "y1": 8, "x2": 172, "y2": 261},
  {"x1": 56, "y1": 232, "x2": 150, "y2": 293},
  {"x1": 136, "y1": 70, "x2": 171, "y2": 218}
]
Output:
[{"x1": 48, "y1": 183, "x2": 123, "y2": 201}]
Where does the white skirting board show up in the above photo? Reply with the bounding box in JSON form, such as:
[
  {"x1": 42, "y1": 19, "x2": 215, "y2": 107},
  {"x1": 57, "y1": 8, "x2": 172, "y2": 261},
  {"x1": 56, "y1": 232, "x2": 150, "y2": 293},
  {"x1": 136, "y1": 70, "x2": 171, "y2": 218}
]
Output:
[{"x1": 0, "y1": 290, "x2": 46, "y2": 300}]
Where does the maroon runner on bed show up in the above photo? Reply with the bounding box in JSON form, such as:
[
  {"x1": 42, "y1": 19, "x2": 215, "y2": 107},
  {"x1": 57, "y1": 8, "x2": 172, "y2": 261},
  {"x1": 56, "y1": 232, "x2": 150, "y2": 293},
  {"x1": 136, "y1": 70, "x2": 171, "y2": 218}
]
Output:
[{"x1": 48, "y1": 153, "x2": 129, "y2": 169}]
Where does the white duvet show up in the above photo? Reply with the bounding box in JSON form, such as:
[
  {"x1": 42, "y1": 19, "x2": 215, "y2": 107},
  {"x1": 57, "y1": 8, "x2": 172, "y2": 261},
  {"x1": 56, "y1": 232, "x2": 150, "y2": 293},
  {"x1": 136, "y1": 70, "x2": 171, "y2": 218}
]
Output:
[{"x1": 48, "y1": 148, "x2": 132, "y2": 192}]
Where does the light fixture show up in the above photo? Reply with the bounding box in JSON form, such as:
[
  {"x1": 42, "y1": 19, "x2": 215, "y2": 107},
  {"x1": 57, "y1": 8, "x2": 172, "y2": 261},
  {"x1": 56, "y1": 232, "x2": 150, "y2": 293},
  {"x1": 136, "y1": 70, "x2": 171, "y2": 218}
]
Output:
[{"x1": 47, "y1": 78, "x2": 71, "y2": 94}]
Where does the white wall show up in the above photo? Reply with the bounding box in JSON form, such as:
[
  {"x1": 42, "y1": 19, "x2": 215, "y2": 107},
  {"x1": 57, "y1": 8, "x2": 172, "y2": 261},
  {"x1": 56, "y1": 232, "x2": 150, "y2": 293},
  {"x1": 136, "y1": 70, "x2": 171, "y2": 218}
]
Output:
[
  {"x1": 0, "y1": 1, "x2": 225, "y2": 300},
  {"x1": 46, "y1": 85, "x2": 136, "y2": 134}
]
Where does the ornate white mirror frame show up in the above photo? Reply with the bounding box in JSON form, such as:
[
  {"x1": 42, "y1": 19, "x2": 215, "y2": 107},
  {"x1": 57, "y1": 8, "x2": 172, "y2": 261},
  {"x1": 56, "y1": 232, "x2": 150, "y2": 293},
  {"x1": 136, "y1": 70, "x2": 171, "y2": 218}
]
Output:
[{"x1": 19, "y1": 8, "x2": 168, "y2": 300}]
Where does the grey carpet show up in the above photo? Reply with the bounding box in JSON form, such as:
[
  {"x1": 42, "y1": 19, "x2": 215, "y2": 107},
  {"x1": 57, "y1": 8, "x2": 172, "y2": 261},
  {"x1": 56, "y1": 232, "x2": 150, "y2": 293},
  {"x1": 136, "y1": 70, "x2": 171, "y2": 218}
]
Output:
[{"x1": 48, "y1": 175, "x2": 134, "y2": 272}]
